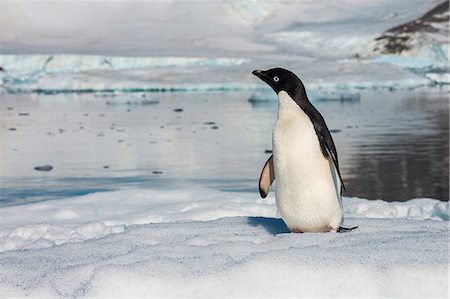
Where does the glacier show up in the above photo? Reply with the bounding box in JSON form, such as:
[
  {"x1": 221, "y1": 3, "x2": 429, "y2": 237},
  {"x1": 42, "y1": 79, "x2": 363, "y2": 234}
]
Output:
[
  {"x1": 0, "y1": 55, "x2": 252, "y2": 93},
  {"x1": 1, "y1": 0, "x2": 448, "y2": 93},
  {"x1": 0, "y1": 53, "x2": 441, "y2": 93}
]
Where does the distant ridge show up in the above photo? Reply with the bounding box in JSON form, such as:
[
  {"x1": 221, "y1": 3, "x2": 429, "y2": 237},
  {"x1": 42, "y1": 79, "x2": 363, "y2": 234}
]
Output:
[{"x1": 374, "y1": 1, "x2": 449, "y2": 54}]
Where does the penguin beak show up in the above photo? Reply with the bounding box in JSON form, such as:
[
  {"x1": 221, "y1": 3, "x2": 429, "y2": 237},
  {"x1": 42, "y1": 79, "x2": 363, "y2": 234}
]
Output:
[
  {"x1": 252, "y1": 70, "x2": 263, "y2": 77},
  {"x1": 252, "y1": 70, "x2": 270, "y2": 84}
]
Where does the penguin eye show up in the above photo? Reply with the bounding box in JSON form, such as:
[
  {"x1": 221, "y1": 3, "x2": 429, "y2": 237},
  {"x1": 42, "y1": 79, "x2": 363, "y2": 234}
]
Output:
[{"x1": 273, "y1": 76, "x2": 279, "y2": 82}]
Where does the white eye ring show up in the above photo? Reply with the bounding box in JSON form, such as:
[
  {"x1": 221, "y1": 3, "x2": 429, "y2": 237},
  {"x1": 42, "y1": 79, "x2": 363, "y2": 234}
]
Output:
[{"x1": 273, "y1": 76, "x2": 279, "y2": 82}]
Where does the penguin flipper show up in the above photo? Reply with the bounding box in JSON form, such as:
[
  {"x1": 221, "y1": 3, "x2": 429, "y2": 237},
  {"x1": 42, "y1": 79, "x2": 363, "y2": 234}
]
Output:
[
  {"x1": 309, "y1": 109, "x2": 346, "y2": 193},
  {"x1": 328, "y1": 158, "x2": 343, "y2": 209},
  {"x1": 259, "y1": 155, "x2": 275, "y2": 198},
  {"x1": 323, "y1": 146, "x2": 346, "y2": 193}
]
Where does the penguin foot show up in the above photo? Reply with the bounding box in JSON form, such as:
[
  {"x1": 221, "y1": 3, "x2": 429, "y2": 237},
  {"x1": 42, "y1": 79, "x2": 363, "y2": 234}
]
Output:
[
  {"x1": 337, "y1": 226, "x2": 358, "y2": 233},
  {"x1": 330, "y1": 228, "x2": 337, "y2": 233},
  {"x1": 291, "y1": 228, "x2": 303, "y2": 233}
]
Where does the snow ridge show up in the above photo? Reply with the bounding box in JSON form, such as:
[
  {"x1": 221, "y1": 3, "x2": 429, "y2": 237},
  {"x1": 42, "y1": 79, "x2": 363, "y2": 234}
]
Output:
[
  {"x1": 0, "y1": 188, "x2": 447, "y2": 253},
  {"x1": 0, "y1": 216, "x2": 447, "y2": 298}
]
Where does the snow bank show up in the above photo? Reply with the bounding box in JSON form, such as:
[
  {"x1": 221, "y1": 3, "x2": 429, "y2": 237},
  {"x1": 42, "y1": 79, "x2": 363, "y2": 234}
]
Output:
[
  {"x1": 0, "y1": 222, "x2": 125, "y2": 253},
  {"x1": 345, "y1": 197, "x2": 449, "y2": 221},
  {"x1": 0, "y1": 188, "x2": 447, "y2": 253},
  {"x1": 0, "y1": 216, "x2": 447, "y2": 298},
  {"x1": 0, "y1": 189, "x2": 447, "y2": 297}
]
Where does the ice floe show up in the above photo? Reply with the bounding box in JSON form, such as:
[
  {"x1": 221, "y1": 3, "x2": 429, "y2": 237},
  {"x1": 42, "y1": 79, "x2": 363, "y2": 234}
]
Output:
[{"x1": 0, "y1": 188, "x2": 447, "y2": 253}]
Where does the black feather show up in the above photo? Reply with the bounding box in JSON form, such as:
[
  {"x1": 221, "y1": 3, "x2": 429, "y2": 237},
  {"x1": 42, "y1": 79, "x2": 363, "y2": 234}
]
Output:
[
  {"x1": 293, "y1": 93, "x2": 346, "y2": 193},
  {"x1": 308, "y1": 109, "x2": 347, "y2": 193}
]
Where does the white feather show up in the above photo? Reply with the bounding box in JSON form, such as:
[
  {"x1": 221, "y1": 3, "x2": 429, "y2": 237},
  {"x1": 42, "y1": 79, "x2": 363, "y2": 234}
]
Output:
[{"x1": 273, "y1": 91, "x2": 342, "y2": 232}]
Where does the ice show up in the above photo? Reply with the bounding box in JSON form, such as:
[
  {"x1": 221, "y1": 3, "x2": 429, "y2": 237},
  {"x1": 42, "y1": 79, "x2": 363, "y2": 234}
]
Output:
[
  {"x1": 371, "y1": 43, "x2": 449, "y2": 84},
  {"x1": 344, "y1": 197, "x2": 449, "y2": 221},
  {"x1": 0, "y1": 222, "x2": 125, "y2": 252},
  {"x1": 0, "y1": 206, "x2": 447, "y2": 297},
  {"x1": 0, "y1": 53, "x2": 435, "y2": 93},
  {"x1": 0, "y1": 54, "x2": 251, "y2": 93},
  {"x1": 0, "y1": 55, "x2": 249, "y2": 73},
  {"x1": 425, "y1": 71, "x2": 450, "y2": 84},
  {"x1": 0, "y1": 188, "x2": 447, "y2": 253},
  {"x1": 0, "y1": 1, "x2": 448, "y2": 295},
  {"x1": 1, "y1": 0, "x2": 448, "y2": 92}
]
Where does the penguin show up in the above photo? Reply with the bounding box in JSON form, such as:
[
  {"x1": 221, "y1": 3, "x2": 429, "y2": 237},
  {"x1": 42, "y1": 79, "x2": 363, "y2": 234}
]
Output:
[{"x1": 253, "y1": 68, "x2": 357, "y2": 233}]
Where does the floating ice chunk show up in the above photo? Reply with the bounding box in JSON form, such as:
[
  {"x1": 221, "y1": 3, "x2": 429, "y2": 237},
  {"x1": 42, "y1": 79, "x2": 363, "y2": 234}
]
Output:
[
  {"x1": 310, "y1": 90, "x2": 361, "y2": 102},
  {"x1": 425, "y1": 71, "x2": 450, "y2": 84},
  {"x1": 344, "y1": 197, "x2": 449, "y2": 221}
]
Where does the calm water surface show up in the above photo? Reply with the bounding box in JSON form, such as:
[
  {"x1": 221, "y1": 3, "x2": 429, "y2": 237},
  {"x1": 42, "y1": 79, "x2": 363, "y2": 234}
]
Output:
[{"x1": 0, "y1": 88, "x2": 448, "y2": 206}]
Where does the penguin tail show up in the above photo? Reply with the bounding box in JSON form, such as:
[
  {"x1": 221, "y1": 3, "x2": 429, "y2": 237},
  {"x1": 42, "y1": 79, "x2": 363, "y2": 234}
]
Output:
[{"x1": 337, "y1": 225, "x2": 358, "y2": 233}]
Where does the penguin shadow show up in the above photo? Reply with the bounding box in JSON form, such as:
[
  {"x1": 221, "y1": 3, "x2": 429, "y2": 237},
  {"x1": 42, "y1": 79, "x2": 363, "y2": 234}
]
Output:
[{"x1": 247, "y1": 217, "x2": 291, "y2": 235}]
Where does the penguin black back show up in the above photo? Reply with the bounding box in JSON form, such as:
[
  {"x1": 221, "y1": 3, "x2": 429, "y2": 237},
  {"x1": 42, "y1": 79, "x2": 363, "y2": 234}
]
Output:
[{"x1": 253, "y1": 68, "x2": 346, "y2": 192}]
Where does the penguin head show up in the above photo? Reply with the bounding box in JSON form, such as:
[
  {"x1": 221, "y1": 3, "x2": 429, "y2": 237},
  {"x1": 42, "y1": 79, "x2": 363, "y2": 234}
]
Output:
[{"x1": 252, "y1": 68, "x2": 303, "y2": 95}]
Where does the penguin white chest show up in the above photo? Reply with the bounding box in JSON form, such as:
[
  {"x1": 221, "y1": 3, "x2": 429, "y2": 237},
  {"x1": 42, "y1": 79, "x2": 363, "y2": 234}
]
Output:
[{"x1": 272, "y1": 91, "x2": 342, "y2": 232}]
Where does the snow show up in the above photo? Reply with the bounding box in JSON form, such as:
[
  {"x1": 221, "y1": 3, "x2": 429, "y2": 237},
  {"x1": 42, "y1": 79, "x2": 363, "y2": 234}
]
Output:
[
  {"x1": 0, "y1": 188, "x2": 447, "y2": 254},
  {"x1": 373, "y1": 43, "x2": 448, "y2": 68},
  {"x1": 3, "y1": 188, "x2": 450, "y2": 295},
  {"x1": 1, "y1": 0, "x2": 448, "y2": 92},
  {"x1": 0, "y1": 54, "x2": 251, "y2": 93},
  {"x1": 0, "y1": 194, "x2": 447, "y2": 298},
  {"x1": 2, "y1": 0, "x2": 432, "y2": 55},
  {"x1": 344, "y1": 197, "x2": 449, "y2": 221},
  {"x1": 0, "y1": 1, "x2": 448, "y2": 297},
  {"x1": 0, "y1": 53, "x2": 435, "y2": 93},
  {"x1": 1, "y1": 55, "x2": 249, "y2": 73}
]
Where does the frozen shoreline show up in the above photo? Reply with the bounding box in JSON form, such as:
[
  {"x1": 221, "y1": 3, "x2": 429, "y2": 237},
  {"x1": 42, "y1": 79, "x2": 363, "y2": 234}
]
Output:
[
  {"x1": 0, "y1": 188, "x2": 447, "y2": 253},
  {"x1": 0, "y1": 212, "x2": 447, "y2": 298},
  {"x1": 0, "y1": 1, "x2": 448, "y2": 296}
]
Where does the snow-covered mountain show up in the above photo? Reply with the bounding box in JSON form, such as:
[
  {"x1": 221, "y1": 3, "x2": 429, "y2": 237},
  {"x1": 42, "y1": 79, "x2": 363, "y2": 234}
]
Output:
[
  {"x1": 374, "y1": 1, "x2": 449, "y2": 83},
  {"x1": 374, "y1": 1, "x2": 449, "y2": 55},
  {"x1": 0, "y1": 0, "x2": 448, "y2": 92}
]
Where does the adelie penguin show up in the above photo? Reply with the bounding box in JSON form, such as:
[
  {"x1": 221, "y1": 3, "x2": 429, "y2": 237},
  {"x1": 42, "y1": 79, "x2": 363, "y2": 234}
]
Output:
[{"x1": 253, "y1": 68, "x2": 357, "y2": 233}]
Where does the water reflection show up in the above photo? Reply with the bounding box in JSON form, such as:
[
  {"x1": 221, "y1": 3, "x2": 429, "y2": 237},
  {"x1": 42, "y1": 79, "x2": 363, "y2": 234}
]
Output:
[
  {"x1": 341, "y1": 92, "x2": 449, "y2": 201},
  {"x1": 0, "y1": 89, "x2": 448, "y2": 205}
]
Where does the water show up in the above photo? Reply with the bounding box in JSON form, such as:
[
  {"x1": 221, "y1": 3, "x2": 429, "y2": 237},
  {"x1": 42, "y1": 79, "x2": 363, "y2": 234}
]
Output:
[{"x1": 0, "y1": 88, "x2": 448, "y2": 206}]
